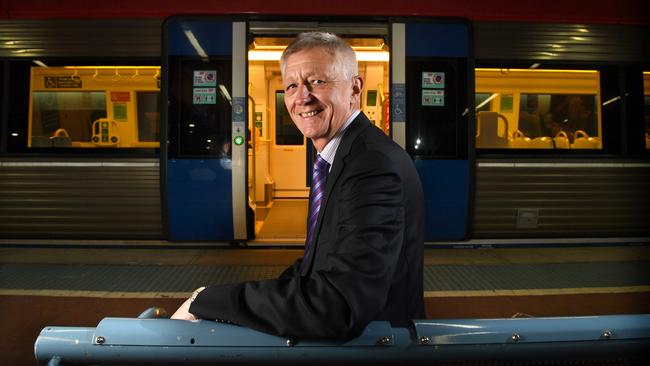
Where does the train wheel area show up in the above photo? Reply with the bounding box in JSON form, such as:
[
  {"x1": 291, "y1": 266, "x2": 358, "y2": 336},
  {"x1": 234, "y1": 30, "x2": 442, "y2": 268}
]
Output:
[{"x1": 1, "y1": 244, "x2": 649, "y2": 365}]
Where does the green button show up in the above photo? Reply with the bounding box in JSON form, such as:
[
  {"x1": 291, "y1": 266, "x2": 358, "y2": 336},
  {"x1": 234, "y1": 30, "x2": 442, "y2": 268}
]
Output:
[{"x1": 234, "y1": 136, "x2": 244, "y2": 145}]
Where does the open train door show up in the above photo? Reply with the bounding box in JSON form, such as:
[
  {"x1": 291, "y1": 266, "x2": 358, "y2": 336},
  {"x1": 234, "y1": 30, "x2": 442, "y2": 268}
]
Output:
[
  {"x1": 391, "y1": 19, "x2": 474, "y2": 241},
  {"x1": 162, "y1": 17, "x2": 248, "y2": 241}
]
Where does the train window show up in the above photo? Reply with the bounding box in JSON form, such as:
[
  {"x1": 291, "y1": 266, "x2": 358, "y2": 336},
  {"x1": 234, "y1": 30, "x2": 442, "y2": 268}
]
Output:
[
  {"x1": 643, "y1": 71, "x2": 650, "y2": 149},
  {"x1": 27, "y1": 65, "x2": 160, "y2": 149},
  {"x1": 170, "y1": 58, "x2": 232, "y2": 157},
  {"x1": 275, "y1": 91, "x2": 303, "y2": 146},
  {"x1": 31, "y1": 91, "x2": 107, "y2": 147},
  {"x1": 475, "y1": 68, "x2": 602, "y2": 150},
  {"x1": 475, "y1": 93, "x2": 493, "y2": 112},
  {"x1": 136, "y1": 92, "x2": 160, "y2": 145}
]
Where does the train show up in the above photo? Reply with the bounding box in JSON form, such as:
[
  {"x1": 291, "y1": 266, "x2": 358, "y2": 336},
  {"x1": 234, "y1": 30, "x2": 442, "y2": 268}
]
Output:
[{"x1": 0, "y1": 1, "x2": 648, "y2": 244}]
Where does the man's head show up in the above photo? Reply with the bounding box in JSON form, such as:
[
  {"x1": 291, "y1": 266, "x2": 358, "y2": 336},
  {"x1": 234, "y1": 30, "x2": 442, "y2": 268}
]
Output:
[{"x1": 280, "y1": 32, "x2": 363, "y2": 151}]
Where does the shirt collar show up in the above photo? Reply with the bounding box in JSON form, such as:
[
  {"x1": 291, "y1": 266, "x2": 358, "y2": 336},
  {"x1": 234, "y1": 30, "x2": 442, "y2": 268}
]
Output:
[{"x1": 318, "y1": 110, "x2": 360, "y2": 168}]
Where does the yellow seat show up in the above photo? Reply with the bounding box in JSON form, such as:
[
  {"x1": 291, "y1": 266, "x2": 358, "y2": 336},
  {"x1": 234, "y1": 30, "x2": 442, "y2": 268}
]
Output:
[
  {"x1": 554, "y1": 131, "x2": 570, "y2": 149},
  {"x1": 511, "y1": 130, "x2": 531, "y2": 148},
  {"x1": 572, "y1": 130, "x2": 599, "y2": 149},
  {"x1": 476, "y1": 111, "x2": 509, "y2": 148},
  {"x1": 530, "y1": 136, "x2": 554, "y2": 149}
]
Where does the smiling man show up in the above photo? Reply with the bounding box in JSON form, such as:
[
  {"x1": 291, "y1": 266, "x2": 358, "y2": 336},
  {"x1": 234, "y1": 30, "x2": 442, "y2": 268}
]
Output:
[{"x1": 172, "y1": 32, "x2": 425, "y2": 339}]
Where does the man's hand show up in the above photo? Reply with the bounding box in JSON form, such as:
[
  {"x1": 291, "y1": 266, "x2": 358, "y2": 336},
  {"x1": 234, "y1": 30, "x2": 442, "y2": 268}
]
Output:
[
  {"x1": 170, "y1": 287, "x2": 205, "y2": 320},
  {"x1": 170, "y1": 297, "x2": 197, "y2": 320}
]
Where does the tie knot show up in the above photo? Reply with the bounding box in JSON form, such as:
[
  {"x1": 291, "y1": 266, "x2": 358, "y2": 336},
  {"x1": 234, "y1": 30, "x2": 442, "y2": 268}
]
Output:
[{"x1": 314, "y1": 155, "x2": 329, "y2": 173}]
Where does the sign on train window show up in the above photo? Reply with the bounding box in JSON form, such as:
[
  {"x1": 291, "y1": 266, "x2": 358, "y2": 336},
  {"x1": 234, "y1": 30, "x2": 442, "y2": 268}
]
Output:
[
  {"x1": 475, "y1": 68, "x2": 602, "y2": 150},
  {"x1": 28, "y1": 66, "x2": 161, "y2": 149}
]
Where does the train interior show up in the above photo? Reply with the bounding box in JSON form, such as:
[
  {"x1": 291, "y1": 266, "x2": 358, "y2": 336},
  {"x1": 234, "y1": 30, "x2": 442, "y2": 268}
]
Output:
[
  {"x1": 28, "y1": 66, "x2": 161, "y2": 149},
  {"x1": 246, "y1": 35, "x2": 390, "y2": 242},
  {"x1": 475, "y1": 68, "x2": 603, "y2": 149}
]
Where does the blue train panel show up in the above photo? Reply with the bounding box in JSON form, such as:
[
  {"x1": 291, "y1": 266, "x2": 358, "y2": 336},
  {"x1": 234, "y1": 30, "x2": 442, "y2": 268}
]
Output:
[
  {"x1": 415, "y1": 160, "x2": 469, "y2": 240},
  {"x1": 167, "y1": 159, "x2": 233, "y2": 240},
  {"x1": 164, "y1": 18, "x2": 236, "y2": 240},
  {"x1": 404, "y1": 21, "x2": 473, "y2": 241}
]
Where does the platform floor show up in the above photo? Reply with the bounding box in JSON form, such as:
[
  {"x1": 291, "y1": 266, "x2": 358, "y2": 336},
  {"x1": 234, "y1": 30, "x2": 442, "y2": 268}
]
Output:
[
  {"x1": 2, "y1": 244, "x2": 650, "y2": 365},
  {"x1": 2, "y1": 245, "x2": 650, "y2": 296}
]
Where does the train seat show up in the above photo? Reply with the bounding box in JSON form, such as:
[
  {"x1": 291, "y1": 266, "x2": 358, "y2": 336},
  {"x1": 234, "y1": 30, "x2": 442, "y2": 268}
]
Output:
[
  {"x1": 49, "y1": 128, "x2": 72, "y2": 147},
  {"x1": 529, "y1": 136, "x2": 554, "y2": 149},
  {"x1": 553, "y1": 131, "x2": 570, "y2": 149},
  {"x1": 476, "y1": 111, "x2": 509, "y2": 148},
  {"x1": 511, "y1": 130, "x2": 531, "y2": 148},
  {"x1": 573, "y1": 130, "x2": 599, "y2": 149}
]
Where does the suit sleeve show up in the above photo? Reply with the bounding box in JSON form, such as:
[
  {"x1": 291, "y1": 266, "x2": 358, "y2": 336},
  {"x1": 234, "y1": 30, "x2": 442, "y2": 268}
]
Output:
[{"x1": 189, "y1": 149, "x2": 405, "y2": 339}]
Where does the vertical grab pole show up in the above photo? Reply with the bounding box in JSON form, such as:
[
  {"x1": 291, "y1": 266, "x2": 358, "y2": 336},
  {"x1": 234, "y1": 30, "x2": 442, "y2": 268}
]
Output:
[
  {"x1": 231, "y1": 22, "x2": 248, "y2": 241},
  {"x1": 391, "y1": 23, "x2": 406, "y2": 149}
]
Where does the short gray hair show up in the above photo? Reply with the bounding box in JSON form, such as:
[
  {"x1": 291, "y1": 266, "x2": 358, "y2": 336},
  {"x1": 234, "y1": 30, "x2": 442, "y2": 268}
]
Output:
[{"x1": 280, "y1": 32, "x2": 358, "y2": 80}]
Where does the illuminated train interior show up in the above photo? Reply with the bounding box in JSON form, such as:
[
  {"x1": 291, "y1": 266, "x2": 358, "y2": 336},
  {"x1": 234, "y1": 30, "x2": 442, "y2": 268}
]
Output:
[{"x1": 246, "y1": 33, "x2": 390, "y2": 241}]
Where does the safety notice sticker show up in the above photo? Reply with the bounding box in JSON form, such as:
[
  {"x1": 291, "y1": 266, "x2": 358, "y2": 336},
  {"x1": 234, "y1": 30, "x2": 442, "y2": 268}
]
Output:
[
  {"x1": 193, "y1": 70, "x2": 217, "y2": 87},
  {"x1": 422, "y1": 72, "x2": 445, "y2": 89},
  {"x1": 422, "y1": 89, "x2": 444, "y2": 107},
  {"x1": 193, "y1": 88, "x2": 216, "y2": 104}
]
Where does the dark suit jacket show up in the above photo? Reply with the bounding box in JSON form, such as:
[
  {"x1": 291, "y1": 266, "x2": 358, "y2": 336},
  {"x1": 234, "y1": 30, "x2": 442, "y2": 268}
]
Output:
[{"x1": 190, "y1": 113, "x2": 425, "y2": 339}]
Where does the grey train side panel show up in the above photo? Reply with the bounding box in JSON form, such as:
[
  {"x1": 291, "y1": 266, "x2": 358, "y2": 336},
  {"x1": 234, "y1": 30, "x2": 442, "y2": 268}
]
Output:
[
  {"x1": 0, "y1": 20, "x2": 164, "y2": 239},
  {"x1": 0, "y1": 19, "x2": 162, "y2": 58},
  {"x1": 0, "y1": 159, "x2": 163, "y2": 239},
  {"x1": 474, "y1": 22, "x2": 650, "y2": 62},
  {"x1": 473, "y1": 159, "x2": 650, "y2": 238},
  {"x1": 472, "y1": 22, "x2": 650, "y2": 239}
]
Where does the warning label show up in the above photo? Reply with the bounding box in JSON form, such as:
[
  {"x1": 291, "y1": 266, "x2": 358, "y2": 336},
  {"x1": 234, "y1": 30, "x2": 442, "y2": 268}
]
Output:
[
  {"x1": 422, "y1": 72, "x2": 445, "y2": 89},
  {"x1": 193, "y1": 70, "x2": 217, "y2": 87},
  {"x1": 44, "y1": 76, "x2": 82, "y2": 88},
  {"x1": 193, "y1": 88, "x2": 217, "y2": 104},
  {"x1": 422, "y1": 89, "x2": 445, "y2": 107}
]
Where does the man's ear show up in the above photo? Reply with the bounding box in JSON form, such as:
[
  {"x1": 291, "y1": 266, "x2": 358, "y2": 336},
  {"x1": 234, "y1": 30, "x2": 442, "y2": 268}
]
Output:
[
  {"x1": 351, "y1": 75, "x2": 363, "y2": 106},
  {"x1": 352, "y1": 75, "x2": 364, "y2": 96}
]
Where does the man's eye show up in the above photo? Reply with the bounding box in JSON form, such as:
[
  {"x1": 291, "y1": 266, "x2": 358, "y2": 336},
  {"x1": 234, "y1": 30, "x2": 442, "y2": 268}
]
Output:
[
  {"x1": 311, "y1": 79, "x2": 325, "y2": 85},
  {"x1": 285, "y1": 84, "x2": 296, "y2": 91}
]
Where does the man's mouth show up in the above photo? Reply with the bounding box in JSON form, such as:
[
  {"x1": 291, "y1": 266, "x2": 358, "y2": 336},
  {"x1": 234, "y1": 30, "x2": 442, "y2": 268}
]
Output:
[{"x1": 299, "y1": 109, "x2": 323, "y2": 118}]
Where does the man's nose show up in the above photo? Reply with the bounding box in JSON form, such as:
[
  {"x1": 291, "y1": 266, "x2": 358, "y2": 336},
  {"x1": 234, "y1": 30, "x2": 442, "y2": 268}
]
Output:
[{"x1": 295, "y1": 83, "x2": 312, "y2": 104}]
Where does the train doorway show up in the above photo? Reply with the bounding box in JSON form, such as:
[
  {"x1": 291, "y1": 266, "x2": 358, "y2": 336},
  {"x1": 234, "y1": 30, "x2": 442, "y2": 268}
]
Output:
[
  {"x1": 163, "y1": 18, "x2": 471, "y2": 243},
  {"x1": 246, "y1": 23, "x2": 391, "y2": 243}
]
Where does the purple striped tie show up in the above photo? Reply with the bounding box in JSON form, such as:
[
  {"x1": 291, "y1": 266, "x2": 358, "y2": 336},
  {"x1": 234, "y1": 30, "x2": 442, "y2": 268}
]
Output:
[{"x1": 302, "y1": 155, "x2": 329, "y2": 270}]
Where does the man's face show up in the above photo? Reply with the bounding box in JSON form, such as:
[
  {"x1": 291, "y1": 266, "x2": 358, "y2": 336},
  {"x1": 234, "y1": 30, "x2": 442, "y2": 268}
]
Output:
[{"x1": 282, "y1": 47, "x2": 361, "y2": 150}]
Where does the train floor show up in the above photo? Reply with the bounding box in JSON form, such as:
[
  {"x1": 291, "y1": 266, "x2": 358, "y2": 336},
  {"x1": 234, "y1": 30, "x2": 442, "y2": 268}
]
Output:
[{"x1": 2, "y1": 244, "x2": 650, "y2": 365}]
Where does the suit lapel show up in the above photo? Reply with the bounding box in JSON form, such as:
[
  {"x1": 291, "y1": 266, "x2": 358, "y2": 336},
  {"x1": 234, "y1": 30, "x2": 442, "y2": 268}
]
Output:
[{"x1": 301, "y1": 113, "x2": 372, "y2": 274}]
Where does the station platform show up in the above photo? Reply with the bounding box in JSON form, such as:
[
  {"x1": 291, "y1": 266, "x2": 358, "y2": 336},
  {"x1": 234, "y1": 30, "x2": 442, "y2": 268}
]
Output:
[
  {"x1": 1, "y1": 243, "x2": 649, "y2": 365},
  {"x1": 1, "y1": 246, "x2": 650, "y2": 297}
]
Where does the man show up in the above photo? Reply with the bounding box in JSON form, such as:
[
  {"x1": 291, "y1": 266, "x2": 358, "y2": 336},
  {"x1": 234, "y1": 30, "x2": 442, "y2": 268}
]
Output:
[{"x1": 172, "y1": 32, "x2": 425, "y2": 339}]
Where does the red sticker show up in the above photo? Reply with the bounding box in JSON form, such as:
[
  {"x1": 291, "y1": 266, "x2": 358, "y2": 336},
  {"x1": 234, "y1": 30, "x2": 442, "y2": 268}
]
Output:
[{"x1": 110, "y1": 92, "x2": 131, "y2": 102}]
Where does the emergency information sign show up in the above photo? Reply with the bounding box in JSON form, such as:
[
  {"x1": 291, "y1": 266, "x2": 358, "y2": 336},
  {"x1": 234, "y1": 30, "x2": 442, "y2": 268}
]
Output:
[
  {"x1": 193, "y1": 70, "x2": 217, "y2": 87},
  {"x1": 193, "y1": 88, "x2": 217, "y2": 104},
  {"x1": 422, "y1": 72, "x2": 445, "y2": 89},
  {"x1": 422, "y1": 89, "x2": 445, "y2": 107}
]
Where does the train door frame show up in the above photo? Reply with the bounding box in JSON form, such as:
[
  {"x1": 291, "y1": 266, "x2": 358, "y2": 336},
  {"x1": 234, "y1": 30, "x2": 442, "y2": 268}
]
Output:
[
  {"x1": 162, "y1": 16, "x2": 248, "y2": 241},
  {"x1": 162, "y1": 15, "x2": 474, "y2": 243},
  {"x1": 389, "y1": 17, "x2": 475, "y2": 241}
]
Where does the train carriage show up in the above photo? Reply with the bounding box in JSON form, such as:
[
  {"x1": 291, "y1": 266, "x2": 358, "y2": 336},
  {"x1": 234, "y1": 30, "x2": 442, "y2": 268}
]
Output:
[{"x1": 0, "y1": 1, "x2": 648, "y2": 245}]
